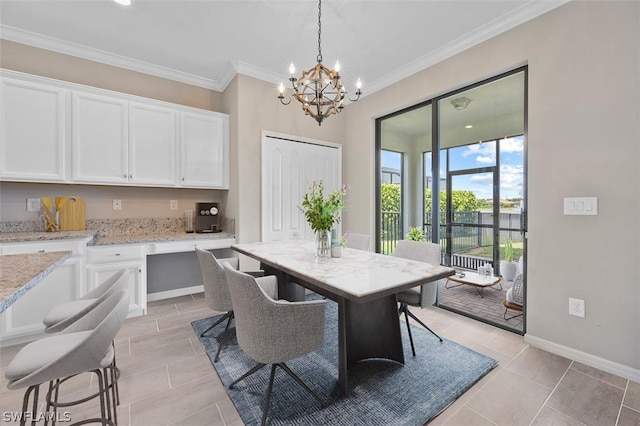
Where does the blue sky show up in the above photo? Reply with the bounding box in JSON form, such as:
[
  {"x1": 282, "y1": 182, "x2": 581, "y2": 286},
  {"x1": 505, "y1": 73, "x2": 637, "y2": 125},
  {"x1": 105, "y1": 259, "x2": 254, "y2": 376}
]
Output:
[{"x1": 382, "y1": 136, "x2": 524, "y2": 200}]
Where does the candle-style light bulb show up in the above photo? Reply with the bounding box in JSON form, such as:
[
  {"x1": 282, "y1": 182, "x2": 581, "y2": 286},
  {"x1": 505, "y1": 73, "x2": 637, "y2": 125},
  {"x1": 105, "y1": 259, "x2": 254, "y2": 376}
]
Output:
[
  {"x1": 278, "y1": 82, "x2": 285, "y2": 94},
  {"x1": 356, "y1": 78, "x2": 362, "y2": 90},
  {"x1": 289, "y1": 63, "x2": 295, "y2": 76},
  {"x1": 334, "y1": 60, "x2": 341, "y2": 73}
]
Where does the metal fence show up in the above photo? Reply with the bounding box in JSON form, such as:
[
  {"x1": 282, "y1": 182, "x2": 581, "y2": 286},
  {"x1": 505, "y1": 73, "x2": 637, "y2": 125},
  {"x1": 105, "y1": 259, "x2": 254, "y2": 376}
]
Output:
[{"x1": 381, "y1": 210, "x2": 522, "y2": 256}]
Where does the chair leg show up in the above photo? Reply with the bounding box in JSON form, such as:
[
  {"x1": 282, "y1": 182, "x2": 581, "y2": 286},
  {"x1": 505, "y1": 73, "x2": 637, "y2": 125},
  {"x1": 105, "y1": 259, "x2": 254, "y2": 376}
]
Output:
[
  {"x1": 200, "y1": 311, "x2": 233, "y2": 338},
  {"x1": 278, "y1": 363, "x2": 325, "y2": 407},
  {"x1": 503, "y1": 307, "x2": 523, "y2": 320},
  {"x1": 213, "y1": 312, "x2": 234, "y2": 362},
  {"x1": 400, "y1": 305, "x2": 417, "y2": 357},
  {"x1": 403, "y1": 302, "x2": 443, "y2": 343},
  {"x1": 229, "y1": 363, "x2": 267, "y2": 388},
  {"x1": 20, "y1": 384, "x2": 39, "y2": 426},
  {"x1": 260, "y1": 365, "x2": 278, "y2": 426}
]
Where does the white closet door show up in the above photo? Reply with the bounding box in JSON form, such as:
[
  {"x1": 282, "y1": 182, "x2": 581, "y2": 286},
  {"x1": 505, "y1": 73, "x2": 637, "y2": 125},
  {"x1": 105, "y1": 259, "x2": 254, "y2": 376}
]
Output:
[{"x1": 262, "y1": 133, "x2": 341, "y2": 242}]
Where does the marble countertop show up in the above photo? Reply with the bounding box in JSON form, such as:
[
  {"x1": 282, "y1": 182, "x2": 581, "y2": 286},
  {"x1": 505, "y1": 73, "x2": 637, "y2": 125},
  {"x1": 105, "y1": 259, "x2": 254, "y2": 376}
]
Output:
[
  {"x1": 91, "y1": 231, "x2": 235, "y2": 246},
  {"x1": 0, "y1": 251, "x2": 72, "y2": 313},
  {"x1": 0, "y1": 230, "x2": 97, "y2": 243},
  {"x1": 0, "y1": 230, "x2": 235, "y2": 246}
]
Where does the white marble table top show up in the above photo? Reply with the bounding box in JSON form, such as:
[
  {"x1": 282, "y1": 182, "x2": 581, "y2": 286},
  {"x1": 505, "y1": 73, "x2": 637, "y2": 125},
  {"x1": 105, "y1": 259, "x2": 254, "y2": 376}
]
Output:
[{"x1": 232, "y1": 239, "x2": 455, "y2": 302}]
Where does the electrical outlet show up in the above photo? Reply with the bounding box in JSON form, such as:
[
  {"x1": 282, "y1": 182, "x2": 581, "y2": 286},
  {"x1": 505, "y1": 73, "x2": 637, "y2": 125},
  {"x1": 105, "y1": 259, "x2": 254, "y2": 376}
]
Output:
[
  {"x1": 569, "y1": 297, "x2": 585, "y2": 318},
  {"x1": 26, "y1": 198, "x2": 41, "y2": 212},
  {"x1": 170, "y1": 200, "x2": 178, "y2": 210},
  {"x1": 112, "y1": 199, "x2": 122, "y2": 210}
]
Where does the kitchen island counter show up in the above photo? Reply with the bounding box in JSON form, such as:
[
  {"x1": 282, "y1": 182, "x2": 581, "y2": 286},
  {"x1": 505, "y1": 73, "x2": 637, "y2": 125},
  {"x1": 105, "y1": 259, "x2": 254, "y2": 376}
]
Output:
[
  {"x1": 0, "y1": 251, "x2": 72, "y2": 313},
  {"x1": 0, "y1": 230, "x2": 96, "y2": 244}
]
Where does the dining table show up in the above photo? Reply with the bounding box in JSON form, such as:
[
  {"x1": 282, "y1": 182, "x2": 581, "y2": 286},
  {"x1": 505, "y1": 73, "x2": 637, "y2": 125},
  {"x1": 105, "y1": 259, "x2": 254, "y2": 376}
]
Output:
[{"x1": 232, "y1": 239, "x2": 455, "y2": 395}]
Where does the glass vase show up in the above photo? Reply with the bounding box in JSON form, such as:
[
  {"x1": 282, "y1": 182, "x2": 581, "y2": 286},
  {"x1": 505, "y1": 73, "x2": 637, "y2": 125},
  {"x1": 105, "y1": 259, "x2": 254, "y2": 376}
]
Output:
[{"x1": 316, "y1": 230, "x2": 331, "y2": 258}]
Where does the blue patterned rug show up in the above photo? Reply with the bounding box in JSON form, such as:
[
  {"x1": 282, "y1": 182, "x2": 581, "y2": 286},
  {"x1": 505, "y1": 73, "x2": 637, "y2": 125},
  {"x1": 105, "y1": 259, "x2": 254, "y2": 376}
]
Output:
[{"x1": 191, "y1": 297, "x2": 497, "y2": 425}]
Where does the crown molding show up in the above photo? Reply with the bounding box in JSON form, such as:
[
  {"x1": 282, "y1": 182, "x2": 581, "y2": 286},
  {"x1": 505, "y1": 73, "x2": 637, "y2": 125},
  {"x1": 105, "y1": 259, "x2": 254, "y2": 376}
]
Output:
[
  {"x1": 232, "y1": 60, "x2": 282, "y2": 87},
  {"x1": 1, "y1": 1, "x2": 569, "y2": 96},
  {"x1": 365, "y1": 0, "x2": 571, "y2": 96},
  {"x1": 1, "y1": 25, "x2": 222, "y2": 91}
]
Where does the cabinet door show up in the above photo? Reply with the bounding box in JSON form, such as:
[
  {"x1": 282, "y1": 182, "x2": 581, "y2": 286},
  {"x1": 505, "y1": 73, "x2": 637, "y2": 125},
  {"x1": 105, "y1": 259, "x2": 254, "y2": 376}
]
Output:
[
  {"x1": 0, "y1": 77, "x2": 67, "y2": 182},
  {"x1": 180, "y1": 112, "x2": 228, "y2": 188},
  {"x1": 72, "y1": 91, "x2": 128, "y2": 183},
  {"x1": 87, "y1": 262, "x2": 145, "y2": 317},
  {"x1": 0, "y1": 257, "x2": 82, "y2": 342},
  {"x1": 129, "y1": 102, "x2": 177, "y2": 186}
]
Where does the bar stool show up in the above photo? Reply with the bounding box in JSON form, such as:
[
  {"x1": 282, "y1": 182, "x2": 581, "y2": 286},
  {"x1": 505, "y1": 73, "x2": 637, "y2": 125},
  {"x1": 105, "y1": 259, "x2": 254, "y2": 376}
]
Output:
[{"x1": 5, "y1": 291, "x2": 129, "y2": 426}]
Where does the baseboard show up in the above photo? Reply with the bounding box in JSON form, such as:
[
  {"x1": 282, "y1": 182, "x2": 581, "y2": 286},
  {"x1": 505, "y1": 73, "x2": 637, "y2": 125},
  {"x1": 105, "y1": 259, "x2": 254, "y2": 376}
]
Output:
[
  {"x1": 525, "y1": 333, "x2": 640, "y2": 382},
  {"x1": 147, "y1": 285, "x2": 204, "y2": 302}
]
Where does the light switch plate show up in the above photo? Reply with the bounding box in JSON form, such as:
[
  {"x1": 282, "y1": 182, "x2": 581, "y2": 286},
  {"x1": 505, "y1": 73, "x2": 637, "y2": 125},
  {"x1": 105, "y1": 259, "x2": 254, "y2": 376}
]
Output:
[{"x1": 564, "y1": 197, "x2": 597, "y2": 215}]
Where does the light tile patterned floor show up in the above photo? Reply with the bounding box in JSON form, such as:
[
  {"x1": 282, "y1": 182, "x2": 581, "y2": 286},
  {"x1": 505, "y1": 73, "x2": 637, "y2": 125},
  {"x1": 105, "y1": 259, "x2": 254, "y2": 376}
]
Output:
[{"x1": 1, "y1": 293, "x2": 638, "y2": 425}]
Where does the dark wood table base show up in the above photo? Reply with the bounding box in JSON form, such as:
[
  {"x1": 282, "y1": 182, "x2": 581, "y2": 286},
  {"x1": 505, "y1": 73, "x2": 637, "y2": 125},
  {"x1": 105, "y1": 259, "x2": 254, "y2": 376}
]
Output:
[{"x1": 261, "y1": 263, "x2": 404, "y2": 395}]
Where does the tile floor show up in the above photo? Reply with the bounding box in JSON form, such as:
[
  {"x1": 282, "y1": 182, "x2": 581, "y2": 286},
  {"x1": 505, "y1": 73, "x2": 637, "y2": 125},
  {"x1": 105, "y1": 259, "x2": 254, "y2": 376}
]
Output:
[{"x1": 1, "y1": 293, "x2": 639, "y2": 426}]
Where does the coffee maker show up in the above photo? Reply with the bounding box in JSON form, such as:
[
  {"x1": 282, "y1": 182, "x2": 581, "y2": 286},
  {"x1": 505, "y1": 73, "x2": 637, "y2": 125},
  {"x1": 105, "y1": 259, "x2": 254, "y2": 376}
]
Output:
[{"x1": 195, "y1": 202, "x2": 221, "y2": 233}]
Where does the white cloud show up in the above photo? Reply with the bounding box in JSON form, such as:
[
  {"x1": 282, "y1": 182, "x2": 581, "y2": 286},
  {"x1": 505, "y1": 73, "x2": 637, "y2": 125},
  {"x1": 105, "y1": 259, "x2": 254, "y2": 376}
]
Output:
[
  {"x1": 476, "y1": 155, "x2": 493, "y2": 164},
  {"x1": 500, "y1": 137, "x2": 524, "y2": 153}
]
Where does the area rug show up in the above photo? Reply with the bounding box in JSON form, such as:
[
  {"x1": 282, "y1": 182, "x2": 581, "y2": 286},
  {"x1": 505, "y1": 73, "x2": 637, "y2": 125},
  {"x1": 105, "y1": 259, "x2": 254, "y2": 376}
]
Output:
[{"x1": 192, "y1": 297, "x2": 497, "y2": 425}]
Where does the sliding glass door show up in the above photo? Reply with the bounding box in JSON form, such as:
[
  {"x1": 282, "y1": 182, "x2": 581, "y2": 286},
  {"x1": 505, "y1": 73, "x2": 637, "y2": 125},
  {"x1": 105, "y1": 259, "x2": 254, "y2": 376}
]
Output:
[{"x1": 376, "y1": 68, "x2": 527, "y2": 333}]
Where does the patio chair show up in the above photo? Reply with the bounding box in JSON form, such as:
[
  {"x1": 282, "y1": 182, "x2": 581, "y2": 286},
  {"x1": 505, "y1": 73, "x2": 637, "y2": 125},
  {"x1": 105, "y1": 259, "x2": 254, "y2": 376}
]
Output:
[{"x1": 503, "y1": 273, "x2": 524, "y2": 320}]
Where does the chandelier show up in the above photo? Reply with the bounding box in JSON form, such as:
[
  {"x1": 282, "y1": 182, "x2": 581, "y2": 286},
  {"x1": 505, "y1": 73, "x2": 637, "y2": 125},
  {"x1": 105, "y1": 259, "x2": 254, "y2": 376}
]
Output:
[{"x1": 277, "y1": 0, "x2": 362, "y2": 126}]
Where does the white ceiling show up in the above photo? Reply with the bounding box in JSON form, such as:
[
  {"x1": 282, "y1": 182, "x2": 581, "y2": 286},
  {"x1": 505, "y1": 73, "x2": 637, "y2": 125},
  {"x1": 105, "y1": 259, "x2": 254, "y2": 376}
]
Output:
[{"x1": 0, "y1": 0, "x2": 567, "y2": 94}]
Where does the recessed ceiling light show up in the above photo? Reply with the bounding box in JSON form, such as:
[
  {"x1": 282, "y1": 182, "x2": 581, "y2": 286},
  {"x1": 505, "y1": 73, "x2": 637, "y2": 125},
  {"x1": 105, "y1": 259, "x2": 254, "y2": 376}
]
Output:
[
  {"x1": 465, "y1": 125, "x2": 473, "y2": 129},
  {"x1": 113, "y1": 0, "x2": 131, "y2": 6}
]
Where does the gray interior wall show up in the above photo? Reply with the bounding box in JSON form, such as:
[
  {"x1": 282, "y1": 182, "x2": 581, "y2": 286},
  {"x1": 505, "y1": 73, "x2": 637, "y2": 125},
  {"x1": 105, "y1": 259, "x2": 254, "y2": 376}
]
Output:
[{"x1": 147, "y1": 248, "x2": 234, "y2": 294}]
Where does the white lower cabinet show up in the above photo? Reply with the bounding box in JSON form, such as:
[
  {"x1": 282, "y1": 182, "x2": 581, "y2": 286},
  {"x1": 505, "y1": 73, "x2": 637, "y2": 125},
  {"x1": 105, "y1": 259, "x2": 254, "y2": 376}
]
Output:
[
  {"x1": 86, "y1": 244, "x2": 147, "y2": 317},
  {"x1": 0, "y1": 239, "x2": 89, "y2": 346}
]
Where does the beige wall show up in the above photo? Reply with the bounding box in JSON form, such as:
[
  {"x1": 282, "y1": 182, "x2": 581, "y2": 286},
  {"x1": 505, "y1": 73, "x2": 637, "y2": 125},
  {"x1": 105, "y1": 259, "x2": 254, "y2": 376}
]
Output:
[
  {"x1": 342, "y1": 1, "x2": 640, "y2": 374},
  {"x1": 0, "y1": 40, "x2": 226, "y2": 222},
  {"x1": 230, "y1": 74, "x2": 345, "y2": 244},
  {"x1": 0, "y1": 40, "x2": 222, "y2": 111}
]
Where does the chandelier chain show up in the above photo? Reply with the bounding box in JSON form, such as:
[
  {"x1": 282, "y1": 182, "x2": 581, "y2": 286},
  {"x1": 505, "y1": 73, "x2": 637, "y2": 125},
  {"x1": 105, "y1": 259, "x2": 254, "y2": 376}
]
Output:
[{"x1": 317, "y1": 0, "x2": 322, "y2": 63}]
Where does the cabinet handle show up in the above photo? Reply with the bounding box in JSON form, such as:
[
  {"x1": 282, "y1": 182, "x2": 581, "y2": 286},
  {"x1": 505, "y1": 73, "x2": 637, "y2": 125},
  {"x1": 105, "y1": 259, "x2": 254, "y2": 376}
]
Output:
[
  {"x1": 182, "y1": 177, "x2": 185, "y2": 181},
  {"x1": 115, "y1": 253, "x2": 121, "y2": 256},
  {"x1": 123, "y1": 174, "x2": 127, "y2": 178},
  {"x1": 39, "y1": 250, "x2": 45, "y2": 253},
  {"x1": 129, "y1": 174, "x2": 133, "y2": 179}
]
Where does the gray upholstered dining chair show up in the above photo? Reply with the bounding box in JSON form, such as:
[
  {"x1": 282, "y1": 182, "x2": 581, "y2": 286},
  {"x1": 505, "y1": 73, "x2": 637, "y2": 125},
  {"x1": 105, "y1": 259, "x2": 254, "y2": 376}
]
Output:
[
  {"x1": 223, "y1": 264, "x2": 326, "y2": 426},
  {"x1": 345, "y1": 233, "x2": 371, "y2": 251},
  {"x1": 5, "y1": 290, "x2": 129, "y2": 426},
  {"x1": 43, "y1": 269, "x2": 127, "y2": 333},
  {"x1": 391, "y1": 239, "x2": 443, "y2": 357},
  {"x1": 195, "y1": 247, "x2": 277, "y2": 362}
]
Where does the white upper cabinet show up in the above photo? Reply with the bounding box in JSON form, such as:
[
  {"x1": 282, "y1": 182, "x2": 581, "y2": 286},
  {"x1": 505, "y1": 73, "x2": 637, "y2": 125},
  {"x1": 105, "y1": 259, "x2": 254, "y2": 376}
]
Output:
[
  {"x1": 0, "y1": 77, "x2": 67, "y2": 182},
  {"x1": 72, "y1": 91, "x2": 129, "y2": 184},
  {"x1": 180, "y1": 111, "x2": 229, "y2": 189},
  {"x1": 1, "y1": 70, "x2": 229, "y2": 189},
  {"x1": 129, "y1": 102, "x2": 177, "y2": 186}
]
